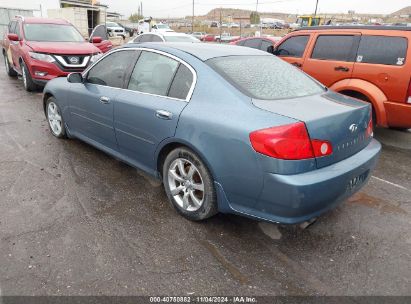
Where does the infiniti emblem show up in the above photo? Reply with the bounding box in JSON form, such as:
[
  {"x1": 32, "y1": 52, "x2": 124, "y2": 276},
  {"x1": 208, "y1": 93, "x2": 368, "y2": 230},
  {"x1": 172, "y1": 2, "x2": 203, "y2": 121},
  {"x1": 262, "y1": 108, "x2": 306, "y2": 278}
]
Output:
[
  {"x1": 349, "y1": 124, "x2": 358, "y2": 133},
  {"x1": 68, "y1": 56, "x2": 79, "y2": 64}
]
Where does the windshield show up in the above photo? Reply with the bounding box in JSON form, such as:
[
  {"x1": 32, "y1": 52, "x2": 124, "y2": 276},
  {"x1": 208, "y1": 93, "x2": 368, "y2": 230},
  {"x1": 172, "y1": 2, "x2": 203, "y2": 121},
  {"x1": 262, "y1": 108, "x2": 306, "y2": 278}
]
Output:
[
  {"x1": 106, "y1": 22, "x2": 120, "y2": 27},
  {"x1": 164, "y1": 35, "x2": 199, "y2": 42},
  {"x1": 24, "y1": 24, "x2": 84, "y2": 42},
  {"x1": 207, "y1": 55, "x2": 324, "y2": 100}
]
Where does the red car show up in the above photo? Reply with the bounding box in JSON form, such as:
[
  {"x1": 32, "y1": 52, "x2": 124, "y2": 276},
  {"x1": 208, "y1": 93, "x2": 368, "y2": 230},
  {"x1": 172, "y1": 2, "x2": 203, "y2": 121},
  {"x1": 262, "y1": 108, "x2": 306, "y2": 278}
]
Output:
[
  {"x1": 230, "y1": 36, "x2": 282, "y2": 53},
  {"x1": 2, "y1": 16, "x2": 110, "y2": 91},
  {"x1": 203, "y1": 34, "x2": 216, "y2": 42}
]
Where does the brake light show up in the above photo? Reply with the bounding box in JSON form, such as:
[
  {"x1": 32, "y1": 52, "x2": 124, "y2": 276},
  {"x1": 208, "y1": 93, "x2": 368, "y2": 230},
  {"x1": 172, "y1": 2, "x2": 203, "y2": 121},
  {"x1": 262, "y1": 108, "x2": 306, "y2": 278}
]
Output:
[
  {"x1": 249, "y1": 122, "x2": 332, "y2": 160},
  {"x1": 366, "y1": 116, "x2": 373, "y2": 138}
]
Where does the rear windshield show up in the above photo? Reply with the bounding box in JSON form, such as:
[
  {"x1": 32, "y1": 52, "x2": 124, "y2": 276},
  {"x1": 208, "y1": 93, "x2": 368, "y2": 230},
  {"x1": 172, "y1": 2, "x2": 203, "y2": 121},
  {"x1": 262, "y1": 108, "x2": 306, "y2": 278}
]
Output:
[
  {"x1": 207, "y1": 55, "x2": 324, "y2": 100},
  {"x1": 24, "y1": 24, "x2": 84, "y2": 42},
  {"x1": 164, "y1": 35, "x2": 199, "y2": 42}
]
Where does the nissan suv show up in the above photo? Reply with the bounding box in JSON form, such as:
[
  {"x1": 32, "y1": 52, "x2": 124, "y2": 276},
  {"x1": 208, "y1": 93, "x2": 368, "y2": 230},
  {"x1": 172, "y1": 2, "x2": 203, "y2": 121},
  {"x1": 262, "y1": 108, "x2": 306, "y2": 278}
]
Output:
[
  {"x1": 274, "y1": 26, "x2": 411, "y2": 129},
  {"x1": 2, "y1": 16, "x2": 103, "y2": 91}
]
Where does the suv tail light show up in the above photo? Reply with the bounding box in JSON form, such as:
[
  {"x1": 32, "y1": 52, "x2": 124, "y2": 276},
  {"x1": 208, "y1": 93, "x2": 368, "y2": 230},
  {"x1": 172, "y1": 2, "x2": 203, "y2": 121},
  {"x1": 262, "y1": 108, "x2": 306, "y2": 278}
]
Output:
[
  {"x1": 407, "y1": 78, "x2": 411, "y2": 104},
  {"x1": 249, "y1": 122, "x2": 332, "y2": 160}
]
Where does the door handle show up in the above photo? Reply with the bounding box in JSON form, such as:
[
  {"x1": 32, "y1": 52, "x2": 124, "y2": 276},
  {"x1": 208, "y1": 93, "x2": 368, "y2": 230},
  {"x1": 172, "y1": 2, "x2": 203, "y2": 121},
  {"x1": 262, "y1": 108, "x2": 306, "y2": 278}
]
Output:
[
  {"x1": 334, "y1": 66, "x2": 350, "y2": 72},
  {"x1": 99, "y1": 96, "x2": 110, "y2": 104},
  {"x1": 155, "y1": 110, "x2": 173, "y2": 120},
  {"x1": 291, "y1": 62, "x2": 302, "y2": 68}
]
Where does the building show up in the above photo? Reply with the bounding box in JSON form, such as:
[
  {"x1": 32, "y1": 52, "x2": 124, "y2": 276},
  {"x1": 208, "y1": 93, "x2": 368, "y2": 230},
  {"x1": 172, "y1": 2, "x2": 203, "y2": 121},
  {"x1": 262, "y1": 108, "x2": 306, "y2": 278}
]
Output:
[{"x1": 47, "y1": 0, "x2": 108, "y2": 37}]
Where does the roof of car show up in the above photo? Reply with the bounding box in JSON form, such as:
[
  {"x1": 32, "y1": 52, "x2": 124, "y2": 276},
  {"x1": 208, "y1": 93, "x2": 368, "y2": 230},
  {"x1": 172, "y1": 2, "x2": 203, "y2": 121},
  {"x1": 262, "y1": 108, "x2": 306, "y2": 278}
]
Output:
[
  {"x1": 20, "y1": 17, "x2": 70, "y2": 25},
  {"x1": 124, "y1": 42, "x2": 269, "y2": 61},
  {"x1": 295, "y1": 25, "x2": 411, "y2": 32}
]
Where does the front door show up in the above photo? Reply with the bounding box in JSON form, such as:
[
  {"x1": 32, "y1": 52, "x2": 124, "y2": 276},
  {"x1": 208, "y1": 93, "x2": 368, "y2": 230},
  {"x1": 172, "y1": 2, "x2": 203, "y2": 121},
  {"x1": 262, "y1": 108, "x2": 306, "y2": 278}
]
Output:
[
  {"x1": 114, "y1": 50, "x2": 195, "y2": 171},
  {"x1": 302, "y1": 33, "x2": 360, "y2": 87},
  {"x1": 68, "y1": 50, "x2": 139, "y2": 150}
]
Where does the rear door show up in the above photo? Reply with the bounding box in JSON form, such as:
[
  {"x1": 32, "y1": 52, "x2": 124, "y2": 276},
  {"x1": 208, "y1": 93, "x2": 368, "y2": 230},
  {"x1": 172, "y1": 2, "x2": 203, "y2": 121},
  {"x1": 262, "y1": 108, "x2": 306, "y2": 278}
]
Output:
[
  {"x1": 352, "y1": 34, "x2": 410, "y2": 103},
  {"x1": 303, "y1": 33, "x2": 360, "y2": 87},
  {"x1": 274, "y1": 34, "x2": 311, "y2": 68},
  {"x1": 114, "y1": 50, "x2": 195, "y2": 170}
]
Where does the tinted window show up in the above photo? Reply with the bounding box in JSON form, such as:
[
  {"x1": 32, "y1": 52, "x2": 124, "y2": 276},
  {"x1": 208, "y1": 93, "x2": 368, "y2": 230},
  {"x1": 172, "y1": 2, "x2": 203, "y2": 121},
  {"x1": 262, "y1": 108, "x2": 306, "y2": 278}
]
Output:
[
  {"x1": 356, "y1": 36, "x2": 407, "y2": 66},
  {"x1": 151, "y1": 35, "x2": 163, "y2": 42},
  {"x1": 8, "y1": 21, "x2": 17, "y2": 34},
  {"x1": 139, "y1": 34, "x2": 153, "y2": 42},
  {"x1": 90, "y1": 24, "x2": 108, "y2": 40},
  {"x1": 128, "y1": 51, "x2": 179, "y2": 96},
  {"x1": 261, "y1": 40, "x2": 273, "y2": 52},
  {"x1": 168, "y1": 64, "x2": 194, "y2": 100},
  {"x1": 207, "y1": 55, "x2": 324, "y2": 100},
  {"x1": 15, "y1": 23, "x2": 21, "y2": 39},
  {"x1": 311, "y1": 35, "x2": 357, "y2": 62},
  {"x1": 87, "y1": 51, "x2": 137, "y2": 88},
  {"x1": 276, "y1": 36, "x2": 309, "y2": 57},
  {"x1": 236, "y1": 40, "x2": 245, "y2": 46},
  {"x1": 244, "y1": 38, "x2": 262, "y2": 49},
  {"x1": 133, "y1": 36, "x2": 142, "y2": 43}
]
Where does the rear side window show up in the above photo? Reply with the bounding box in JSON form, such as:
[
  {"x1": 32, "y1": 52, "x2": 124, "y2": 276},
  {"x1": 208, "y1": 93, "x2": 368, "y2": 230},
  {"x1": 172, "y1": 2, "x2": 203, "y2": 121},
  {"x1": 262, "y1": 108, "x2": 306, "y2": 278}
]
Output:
[
  {"x1": 261, "y1": 40, "x2": 273, "y2": 52},
  {"x1": 276, "y1": 35, "x2": 309, "y2": 58},
  {"x1": 236, "y1": 40, "x2": 245, "y2": 46},
  {"x1": 207, "y1": 55, "x2": 324, "y2": 100},
  {"x1": 244, "y1": 39, "x2": 262, "y2": 49},
  {"x1": 168, "y1": 64, "x2": 194, "y2": 100},
  {"x1": 151, "y1": 35, "x2": 163, "y2": 42},
  {"x1": 311, "y1": 35, "x2": 357, "y2": 62},
  {"x1": 356, "y1": 36, "x2": 407, "y2": 66},
  {"x1": 139, "y1": 35, "x2": 152, "y2": 42},
  {"x1": 8, "y1": 21, "x2": 17, "y2": 34}
]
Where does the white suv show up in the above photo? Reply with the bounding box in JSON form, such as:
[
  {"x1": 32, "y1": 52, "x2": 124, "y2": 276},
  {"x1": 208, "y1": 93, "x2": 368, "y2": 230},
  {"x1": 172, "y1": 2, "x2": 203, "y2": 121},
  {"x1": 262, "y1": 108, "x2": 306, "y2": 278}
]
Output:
[{"x1": 105, "y1": 22, "x2": 126, "y2": 38}]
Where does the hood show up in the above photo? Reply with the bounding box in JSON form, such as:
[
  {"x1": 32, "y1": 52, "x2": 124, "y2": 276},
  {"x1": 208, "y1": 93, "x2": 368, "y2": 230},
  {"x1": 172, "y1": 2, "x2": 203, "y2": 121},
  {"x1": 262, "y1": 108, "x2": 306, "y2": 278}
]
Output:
[{"x1": 25, "y1": 41, "x2": 100, "y2": 55}]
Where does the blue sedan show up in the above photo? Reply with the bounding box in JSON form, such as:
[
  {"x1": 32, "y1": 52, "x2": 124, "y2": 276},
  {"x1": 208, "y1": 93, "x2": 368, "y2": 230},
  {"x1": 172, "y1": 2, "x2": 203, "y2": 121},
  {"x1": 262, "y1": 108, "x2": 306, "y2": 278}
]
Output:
[{"x1": 43, "y1": 43, "x2": 381, "y2": 224}]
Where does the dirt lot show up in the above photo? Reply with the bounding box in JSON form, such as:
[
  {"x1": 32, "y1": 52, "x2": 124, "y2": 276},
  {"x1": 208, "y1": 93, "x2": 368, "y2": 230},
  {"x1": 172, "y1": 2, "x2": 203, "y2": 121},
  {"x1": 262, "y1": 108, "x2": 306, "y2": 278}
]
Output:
[{"x1": 0, "y1": 63, "x2": 410, "y2": 296}]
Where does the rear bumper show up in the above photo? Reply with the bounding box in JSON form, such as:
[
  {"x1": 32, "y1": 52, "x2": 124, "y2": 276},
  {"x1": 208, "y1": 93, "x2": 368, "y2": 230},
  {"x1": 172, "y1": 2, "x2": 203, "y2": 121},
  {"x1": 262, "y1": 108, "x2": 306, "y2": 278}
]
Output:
[
  {"x1": 218, "y1": 139, "x2": 381, "y2": 224},
  {"x1": 384, "y1": 101, "x2": 411, "y2": 129}
]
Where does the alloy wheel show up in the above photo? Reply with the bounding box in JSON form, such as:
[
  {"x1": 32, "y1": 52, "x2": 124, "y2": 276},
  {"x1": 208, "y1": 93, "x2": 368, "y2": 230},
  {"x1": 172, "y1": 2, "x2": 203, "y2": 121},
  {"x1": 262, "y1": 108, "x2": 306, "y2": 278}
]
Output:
[
  {"x1": 168, "y1": 158, "x2": 205, "y2": 212},
  {"x1": 22, "y1": 65, "x2": 27, "y2": 89},
  {"x1": 4, "y1": 56, "x2": 9, "y2": 73},
  {"x1": 47, "y1": 102, "x2": 63, "y2": 136}
]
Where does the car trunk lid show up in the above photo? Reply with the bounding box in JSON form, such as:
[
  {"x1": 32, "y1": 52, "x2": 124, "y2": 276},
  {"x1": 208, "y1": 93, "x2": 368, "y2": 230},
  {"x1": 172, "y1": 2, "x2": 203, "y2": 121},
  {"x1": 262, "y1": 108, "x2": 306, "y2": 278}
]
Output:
[{"x1": 252, "y1": 91, "x2": 372, "y2": 168}]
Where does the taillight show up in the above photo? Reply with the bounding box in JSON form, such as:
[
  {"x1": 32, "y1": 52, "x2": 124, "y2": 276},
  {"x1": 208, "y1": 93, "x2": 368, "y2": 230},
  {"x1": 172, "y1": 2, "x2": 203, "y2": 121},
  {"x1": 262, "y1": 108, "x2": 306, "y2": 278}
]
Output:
[
  {"x1": 366, "y1": 116, "x2": 373, "y2": 138},
  {"x1": 407, "y1": 78, "x2": 411, "y2": 104},
  {"x1": 249, "y1": 122, "x2": 332, "y2": 160}
]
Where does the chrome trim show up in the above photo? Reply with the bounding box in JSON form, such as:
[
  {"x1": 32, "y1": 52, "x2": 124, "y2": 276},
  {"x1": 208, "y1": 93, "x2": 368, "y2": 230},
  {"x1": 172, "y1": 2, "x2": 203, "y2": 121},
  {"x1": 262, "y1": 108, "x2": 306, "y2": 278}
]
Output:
[
  {"x1": 81, "y1": 47, "x2": 197, "y2": 102},
  {"x1": 55, "y1": 55, "x2": 90, "y2": 68}
]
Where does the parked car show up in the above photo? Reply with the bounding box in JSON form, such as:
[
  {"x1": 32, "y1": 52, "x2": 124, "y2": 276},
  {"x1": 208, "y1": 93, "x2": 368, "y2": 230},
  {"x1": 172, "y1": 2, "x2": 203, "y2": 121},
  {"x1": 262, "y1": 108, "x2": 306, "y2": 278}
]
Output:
[
  {"x1": 42, "y1": 43, "x2": 380, "y2": 224},
  {"x1": 129, "y1": 32, "x2": 200, "y2": 43},
  {"x1": 117, "y1": 22, "x2": 135, "y2": 37},
  {"x1": 2, "y1": 16, "x2": 103, "y2": 91},
  {"x1": 203, "y1": 34, "x2": 216, "y2": 42},
  {"x1": 105, "y1": 22, "x2": 126, "y2": 39},
  {"x1": 151, "y1": 23, "x2": 174, "y2": 33},
  {"x1": 215, "y1": 32, "x2": 240, "y2": 43},
  {"x1": 191, "y1": 32, "x2": 206, "y2": 41},
  {"x1": 274, "y1": 26, "x2": 411, "y2": 129},
  {"x1": 231, "y1": 37, "x2": 281, "y2": 53},
  {"x1": 89, "y1": 24, "x2": 113, "y2": 53}
]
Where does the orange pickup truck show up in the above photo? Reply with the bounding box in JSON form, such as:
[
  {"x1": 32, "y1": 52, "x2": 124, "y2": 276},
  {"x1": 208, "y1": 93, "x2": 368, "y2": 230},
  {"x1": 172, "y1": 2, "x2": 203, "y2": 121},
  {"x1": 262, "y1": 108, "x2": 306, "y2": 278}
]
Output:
[{"x1": 274, "y1": 26, "x2": 411, "y2": 129}]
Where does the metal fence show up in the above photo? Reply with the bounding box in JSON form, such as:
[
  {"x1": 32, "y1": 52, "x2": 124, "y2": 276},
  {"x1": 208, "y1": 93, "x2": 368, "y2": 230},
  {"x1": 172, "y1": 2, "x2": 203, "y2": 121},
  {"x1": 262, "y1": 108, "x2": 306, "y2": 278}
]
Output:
[{"x1": 0, "y1": 7, "x2": 36, "y2": 39}]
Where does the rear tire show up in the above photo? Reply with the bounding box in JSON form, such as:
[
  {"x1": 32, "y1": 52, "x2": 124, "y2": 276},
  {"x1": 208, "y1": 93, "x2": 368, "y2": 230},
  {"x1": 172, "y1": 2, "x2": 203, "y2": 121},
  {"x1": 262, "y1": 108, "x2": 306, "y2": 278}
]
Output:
[
  {"x1": 4, "y1": 53, "x2": 17, "y2": 77},
  {"x1": 162, "y1": 147, "x2": 218, "y2": 221},
  {"x1": 21, "y1": 61, "x2": 38, "y2": 92}
]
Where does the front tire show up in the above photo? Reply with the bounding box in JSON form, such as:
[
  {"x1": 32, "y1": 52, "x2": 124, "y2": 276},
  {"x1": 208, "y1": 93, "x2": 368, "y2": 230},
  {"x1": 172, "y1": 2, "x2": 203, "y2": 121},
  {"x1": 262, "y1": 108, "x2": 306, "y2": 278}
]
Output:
[
  {"x1": 21, "y1": 61, "x2": 38, "y2": 92},
  {"x1": 46, "y1": 97, "x2": 67, "y2": 139},
  {"x1": 163, "y1": 147, "x2": 218, "y2": 221},
  {"x1": 4, "y1": 54, "x2": 17, "y2": 77}
]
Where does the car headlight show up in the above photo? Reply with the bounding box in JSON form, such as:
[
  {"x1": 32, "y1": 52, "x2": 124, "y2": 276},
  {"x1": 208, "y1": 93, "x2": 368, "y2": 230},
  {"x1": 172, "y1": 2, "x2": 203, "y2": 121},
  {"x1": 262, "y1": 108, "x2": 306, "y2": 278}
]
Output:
[
  {"x1": 28, "y1": 52, "x2": 55, "y2": 63},
  {"x1": 90, "y1": 53, "x2": 103, "y2": 63}
]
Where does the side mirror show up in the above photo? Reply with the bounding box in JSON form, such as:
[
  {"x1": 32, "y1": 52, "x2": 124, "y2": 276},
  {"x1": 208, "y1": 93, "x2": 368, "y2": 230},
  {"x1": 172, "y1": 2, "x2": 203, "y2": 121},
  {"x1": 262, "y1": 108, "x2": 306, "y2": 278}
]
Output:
[
  {"x1": 7, "y1": 33, "x2": 19, "y2": 41},
  {"x1": 91, "y1": 36, "x2": 102, "y2": 43},
  {"x1": 272, "y1": 48, "x2": 280, "y2": 56},
  {"x1": 67, "y1": 72, "x2": 83, "y2": 83}
]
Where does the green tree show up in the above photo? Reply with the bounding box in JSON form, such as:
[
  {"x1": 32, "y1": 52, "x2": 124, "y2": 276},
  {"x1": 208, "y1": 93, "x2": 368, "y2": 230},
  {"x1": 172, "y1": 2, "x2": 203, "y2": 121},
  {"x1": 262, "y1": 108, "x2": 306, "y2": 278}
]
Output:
[
  {"x1": 129, "y1": 13, "x2": 143, "y2": 23},
  {"x1": 250, "y1": 11, "x2": 260, "y2": 24}
]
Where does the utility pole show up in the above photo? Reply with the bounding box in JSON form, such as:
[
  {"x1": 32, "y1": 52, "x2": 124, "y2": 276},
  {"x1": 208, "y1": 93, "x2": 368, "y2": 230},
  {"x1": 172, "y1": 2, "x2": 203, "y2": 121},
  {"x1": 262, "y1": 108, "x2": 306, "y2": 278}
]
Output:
[
  {"x1": 219, "y1": 7, "x2": 222, "y2": 44},
  {"x1": 192, "y1": 0, "x2": 194, "y2": 33},
  {"x1": 314, "y1": 0, "x2": 319, "y2": 16}
]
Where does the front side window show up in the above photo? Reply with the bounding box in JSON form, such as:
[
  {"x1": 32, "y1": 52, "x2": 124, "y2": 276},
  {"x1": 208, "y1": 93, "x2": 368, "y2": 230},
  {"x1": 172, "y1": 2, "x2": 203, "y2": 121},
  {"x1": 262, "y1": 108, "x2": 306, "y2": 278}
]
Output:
[
  {"x1": 128, "y1": 51, "x2": 179, "y2": 97},
  {"x1": 207, "y1": 55, "x2": 324, "y2": 100},
  {"x1": 276, "y1": 35, "x2": 309, "y2": 58},
  {"x1": 356, "y1": 36, "x2": 407, "y2": 66},
  {"x1": 87, "y1": 50, "x2": 138, "y2": 88},
  {"x1": 24, "y1": 24, "x2": 84, "y2": 42},
  {"x1": 261, "y1": 40, "x2": 273, "y2": 52},
  {"x1": 311, "y1": 35, "x2": 357, "y2": 62}
]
